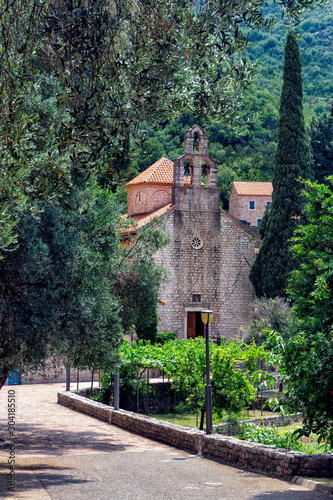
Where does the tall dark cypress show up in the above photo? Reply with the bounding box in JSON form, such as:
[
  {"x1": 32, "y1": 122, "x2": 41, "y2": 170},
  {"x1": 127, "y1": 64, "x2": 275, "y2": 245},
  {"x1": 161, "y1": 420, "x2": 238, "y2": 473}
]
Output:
[
  {"x1": 310, "y1": 104, "x2": 333, "y2": 185},
  {"x1": 250, "y1": 32, "x2": 313, "y2": 298}
]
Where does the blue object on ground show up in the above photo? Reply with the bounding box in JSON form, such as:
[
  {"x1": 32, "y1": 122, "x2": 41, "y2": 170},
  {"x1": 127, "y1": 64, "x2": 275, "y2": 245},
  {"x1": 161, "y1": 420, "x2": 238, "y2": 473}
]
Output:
[{"x1": 8, "y1": 369, "x2": 21, "y2": 385}]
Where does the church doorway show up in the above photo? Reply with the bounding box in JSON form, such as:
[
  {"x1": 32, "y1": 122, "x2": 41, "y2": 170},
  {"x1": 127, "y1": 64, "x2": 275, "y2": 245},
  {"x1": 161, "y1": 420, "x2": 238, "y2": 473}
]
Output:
[{"x1": 187, "y1": 311, "x2": 205, "y2": 339}]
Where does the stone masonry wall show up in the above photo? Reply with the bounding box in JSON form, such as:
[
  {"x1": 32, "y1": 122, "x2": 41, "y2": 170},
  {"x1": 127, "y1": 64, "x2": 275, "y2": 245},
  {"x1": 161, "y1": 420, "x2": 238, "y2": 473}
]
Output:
[
  {"x1": 126, "y1": 185, "x2": 172, "y2": 216},
  {"x1": 215, "y1": 413, "x2": 303, "y2": 436},
  {"x1": 58, "y1": 391, "x2": 333, "y2": 479},
  {"x1": 155, "y1": 208, "x2": 255, "y2": 339},
  {"x1": 8, "y1": 364, "x2": 95, "y2": 385},
  {"x1": 229, "y1": 193, "x2": 272, "y2": 227}
]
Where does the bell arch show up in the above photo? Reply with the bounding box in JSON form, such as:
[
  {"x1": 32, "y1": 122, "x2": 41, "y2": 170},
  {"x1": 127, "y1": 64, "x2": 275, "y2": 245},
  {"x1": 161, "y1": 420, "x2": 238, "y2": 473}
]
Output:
[
  {"x1": 184, "y1": 159, "x2": 193, "y2": 186},
  {"x1": 173, "y1": 125, "x2": 219, "y2": 211}
]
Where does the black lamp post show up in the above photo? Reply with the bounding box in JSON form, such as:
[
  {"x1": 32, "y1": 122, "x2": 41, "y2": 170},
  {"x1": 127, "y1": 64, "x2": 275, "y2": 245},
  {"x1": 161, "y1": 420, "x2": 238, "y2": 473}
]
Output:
[
  {"x1": 66, "y1": 363, "x2": 71, "y2": 392},
  {"x1": 114, "y1": 345, "x2": 120, "y2": 410},
  {"x1": 201, "y1": 309, "x2": 214, "y2": 434}
]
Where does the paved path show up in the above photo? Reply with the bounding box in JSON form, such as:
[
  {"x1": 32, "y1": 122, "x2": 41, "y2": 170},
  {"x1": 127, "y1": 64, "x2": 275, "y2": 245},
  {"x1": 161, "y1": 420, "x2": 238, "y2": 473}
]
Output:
[{"x1": 0, "y1": 383, "x2": 331, "y2": 499}]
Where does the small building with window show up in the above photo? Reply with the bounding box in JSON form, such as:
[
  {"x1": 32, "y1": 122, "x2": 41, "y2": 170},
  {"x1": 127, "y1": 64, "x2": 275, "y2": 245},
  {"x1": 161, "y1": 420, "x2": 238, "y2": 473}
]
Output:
[
  {"x1": 124, "y1": 125, "x2": 257, "y2": 339},
  {"x1": 228, "y1": 182, "x2": 273, "y2": 227}
]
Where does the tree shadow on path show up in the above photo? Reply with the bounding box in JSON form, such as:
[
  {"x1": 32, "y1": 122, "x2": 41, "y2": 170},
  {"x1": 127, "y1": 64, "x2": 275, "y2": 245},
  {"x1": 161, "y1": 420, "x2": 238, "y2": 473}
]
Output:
[{"x1": 0, "y1": 423, "x2": 131, "y2": 456}]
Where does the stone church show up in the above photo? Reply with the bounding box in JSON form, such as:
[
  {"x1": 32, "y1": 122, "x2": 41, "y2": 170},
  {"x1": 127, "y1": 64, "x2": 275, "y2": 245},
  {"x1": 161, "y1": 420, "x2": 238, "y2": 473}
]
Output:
[{"x1": 124, "y1": 125, "x2": 256, "y2": 340}]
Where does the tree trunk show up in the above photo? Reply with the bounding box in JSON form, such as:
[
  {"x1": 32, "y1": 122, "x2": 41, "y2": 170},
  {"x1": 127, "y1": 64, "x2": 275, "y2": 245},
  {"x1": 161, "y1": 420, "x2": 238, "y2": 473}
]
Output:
[
  {"x1": 199, "y1": 408, "x2": 205, "y2": 431},
  {"x1": 0, "y1": 372, "x2": 8, "y2": 390}
]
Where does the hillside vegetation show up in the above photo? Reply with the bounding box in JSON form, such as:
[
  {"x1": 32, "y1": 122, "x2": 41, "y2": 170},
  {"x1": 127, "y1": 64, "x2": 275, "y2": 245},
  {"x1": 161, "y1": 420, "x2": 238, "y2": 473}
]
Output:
[{"x1": 131, "y1": 1, "x2": 333, "y2": 208}]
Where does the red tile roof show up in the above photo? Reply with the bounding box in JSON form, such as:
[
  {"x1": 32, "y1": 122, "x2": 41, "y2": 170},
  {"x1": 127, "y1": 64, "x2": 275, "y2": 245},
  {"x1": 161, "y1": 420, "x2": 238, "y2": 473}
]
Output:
[
  {"x1": 232, "y1": 182, "x2": 273, "y2": 196},
  {"x1": 126, "y1": 157, "x2": 193, "y2": 187},
  {"x1": 127, "y1": 157, "x2": 174, "y2": 186},
  {"x1": 122, "y1": 203, "x2": 174, "y2": 231}
]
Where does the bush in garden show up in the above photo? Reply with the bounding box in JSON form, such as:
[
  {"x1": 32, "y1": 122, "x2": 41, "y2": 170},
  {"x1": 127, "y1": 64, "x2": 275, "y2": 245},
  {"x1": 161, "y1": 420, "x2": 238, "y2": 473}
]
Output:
[
  {"x1": 119, "y1": 338, "x2": 265, "y2": 425},
  {"x1": 155, "y1": 331, "x2": 177, "y2": 345},
  {"x1": 237, "y1": 423, "x2": 301, "y2": 450},
  {"x1": 211, "y1": 350, "x2": 256, "y2": 417}
]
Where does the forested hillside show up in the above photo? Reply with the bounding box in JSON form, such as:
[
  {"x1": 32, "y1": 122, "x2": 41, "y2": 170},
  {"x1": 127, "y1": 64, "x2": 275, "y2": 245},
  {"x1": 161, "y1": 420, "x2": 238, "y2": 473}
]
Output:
[
  {"x1": 248, "y1": 1, "x2": 332, "y2": 115},
  {"x1": 131, "y1": 1, "x2": 333, "y2": 207}
]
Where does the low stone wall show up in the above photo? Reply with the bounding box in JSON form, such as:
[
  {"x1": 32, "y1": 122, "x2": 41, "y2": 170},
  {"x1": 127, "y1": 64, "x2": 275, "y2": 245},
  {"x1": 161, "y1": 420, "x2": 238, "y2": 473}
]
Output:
[
  {"x1": 216, "y1": 413, "x2": 303, "y2": 436},
  {"x1": 249, "y1": 395, "x2": 293, "y2": 411},
  {"x1": 8, "y1": 363, "x2": 96, "y2": 385},
  {"x1": 58, "y1": 391, "x2": 333, "y2": 479},
  {"x1": 202, "y1": 436, "x2": 333, "y2": 478},
  {"x1": 244, "y1": 414, "x2": 303, "y2": 427}
]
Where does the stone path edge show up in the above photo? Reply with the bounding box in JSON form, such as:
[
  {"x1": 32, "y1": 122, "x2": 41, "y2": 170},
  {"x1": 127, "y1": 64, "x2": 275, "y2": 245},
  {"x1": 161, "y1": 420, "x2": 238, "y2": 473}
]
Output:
[
  {"x1": 58, "y1": 391, "x2": 333, "y2": 480},
  {"x1": 292, "y1": 476, "x2": 333, "y2": 496}
]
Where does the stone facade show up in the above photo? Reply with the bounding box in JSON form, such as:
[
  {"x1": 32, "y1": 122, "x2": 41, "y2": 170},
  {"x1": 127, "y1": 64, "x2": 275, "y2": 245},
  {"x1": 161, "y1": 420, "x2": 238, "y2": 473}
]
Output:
[
  {"x1": 229, "y1": 182, "x2": 273, "y2": 227},
  {"x1": 155, "y1": 209, "x2": 255, "y2": 339},
  {"x1": 58, "y1": 391, "x2": 333, "y2": 479},
  {"x1": 127, "y1": 184, "x2": 172, "y2": 216},
  {"x1": 125, "y1": 125, "x2": 257, "y2": 339}
]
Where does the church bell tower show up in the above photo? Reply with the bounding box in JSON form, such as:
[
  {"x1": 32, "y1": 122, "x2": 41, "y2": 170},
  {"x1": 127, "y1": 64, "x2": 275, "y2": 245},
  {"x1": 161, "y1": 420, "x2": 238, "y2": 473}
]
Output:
[{"x1": 172, "y1": 125, "x2": 219, "y2": 212}]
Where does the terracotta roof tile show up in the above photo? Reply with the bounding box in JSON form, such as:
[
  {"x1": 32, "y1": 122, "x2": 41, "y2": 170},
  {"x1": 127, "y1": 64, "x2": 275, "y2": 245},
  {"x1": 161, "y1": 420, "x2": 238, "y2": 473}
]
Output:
[
  {"x1": 126, "y1": 157, "x2": 193, "y2": 187},
  {"x1": 232, "y1": 182, "x2": 273, "y2": 196},
  {"x1": 127, "y1": 157, "x2": 174, "y2": 186},
  {"x1": 122, "y1": 203, "x2": 174, "y2": 232}
]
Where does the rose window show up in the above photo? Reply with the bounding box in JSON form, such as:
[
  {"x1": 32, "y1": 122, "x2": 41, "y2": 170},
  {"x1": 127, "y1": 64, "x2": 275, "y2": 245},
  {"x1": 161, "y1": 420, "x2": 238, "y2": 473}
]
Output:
[{"x1": 191, "y1": 236, "x2": 203, "y2": 249}]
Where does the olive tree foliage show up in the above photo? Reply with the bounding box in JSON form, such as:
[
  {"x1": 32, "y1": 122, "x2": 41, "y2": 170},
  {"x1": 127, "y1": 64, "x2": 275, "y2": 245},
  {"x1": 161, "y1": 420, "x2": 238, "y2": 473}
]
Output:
[
  {"x1": 0, "y1": 0, "x2": 326, "y2": 385},
  {"x1": 0, "y1": 0, "x2": 326, "y2": 254},
  {"x1": 114, "y1": 218, "x2": 171, "y2": 343},
  {"x1": 267, "y1": 179, "x2": 333, "y2": 448},
  {"x1": 0, "y1": 185, "x2": 168, "y2": 389},
  {"x1": 247, "y1": 297, "x2": 292, "y2": 346}
]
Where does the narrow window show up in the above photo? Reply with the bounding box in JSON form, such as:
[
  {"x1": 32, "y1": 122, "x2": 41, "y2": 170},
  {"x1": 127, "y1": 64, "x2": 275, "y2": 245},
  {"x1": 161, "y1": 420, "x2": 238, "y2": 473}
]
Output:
[
  {"x1": 201, "y1": 163, "x2": 209, "y2": 187},
  {"x1": 138, "y1": 194, "x2": 141, "y2": 202},
  {"x1": 184, "y1": 160, "x2": 192, "y2": 186},
  {"x1": 249, "y1": 201, "x2": 255, "y2": 209},
  {"x1": 257, "y1": 219, "x2": 262, "y2": 226},
  {"x1": 267, "y1": 201, "x2": 272, "y2": 209},
  {"x1": 193, "y1": 131, "x2": 200, "y2": 154},
  {"x1": 184, "y1": 160, "x2": 191, "y2": 177},
  {"x1": 192, "y1": 294, "x2": 201, "y2": 303}
]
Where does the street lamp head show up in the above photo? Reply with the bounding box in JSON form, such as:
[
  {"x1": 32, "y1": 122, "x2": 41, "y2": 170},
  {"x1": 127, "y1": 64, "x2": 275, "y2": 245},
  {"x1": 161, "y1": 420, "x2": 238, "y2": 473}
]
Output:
[{"x1": 201, "y1": 309, "x2": 214, "y2": 325}]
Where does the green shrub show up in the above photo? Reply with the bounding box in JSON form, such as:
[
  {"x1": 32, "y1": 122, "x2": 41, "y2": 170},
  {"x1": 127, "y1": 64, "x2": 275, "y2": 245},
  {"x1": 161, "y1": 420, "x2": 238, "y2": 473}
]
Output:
[
  {"x1": 239, "y1": 423, "x2": 333, "y2": 453},
  {"x1": 175, "y1": 401, "x2": 190, "y2": 414},
  {"x1": 93, "y1": 364, "x2": 155, "y2": 410},
  {"x1": 155, "y1": 331, "x2": 177, "y2": 344},
  {"x1": 237, "y1": 422, "x2": 300, "y2": 450}
]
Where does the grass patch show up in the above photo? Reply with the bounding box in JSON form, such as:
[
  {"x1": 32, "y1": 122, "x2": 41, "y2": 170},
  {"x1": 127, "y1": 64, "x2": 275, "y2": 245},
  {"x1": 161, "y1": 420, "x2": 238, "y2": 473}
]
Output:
[
  {"x1": 150, "y1": 410, "x2": 332, "y2": 454},
  {"x1": 309, "y1": 478, "x2": 333, "y2": 485},
  {"x1": 236, "y1": 421, "x2": 332, "y2": 455},
  {"x1": 262, "y1": 390, "x2": 286, "y2": 398},
  {"x1": 276, "y1": 422, "x2": 332, "y2": 454},
  {"x1": 151, "y1": 413, "x2": 199, "y2": 427},
  {"x1": 150, "y1": 409, "x2": 275, "y2": 428}
]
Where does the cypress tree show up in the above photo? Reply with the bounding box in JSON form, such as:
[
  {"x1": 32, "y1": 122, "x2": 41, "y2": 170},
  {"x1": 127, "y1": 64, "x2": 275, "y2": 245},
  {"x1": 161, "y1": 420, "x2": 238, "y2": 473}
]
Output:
[
  {"x1": 250, "y1": 32, "x2": 313, "y2": 298},
  {"x1": 310, "y1": 104, "x2": 333, "y2": 185}
]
